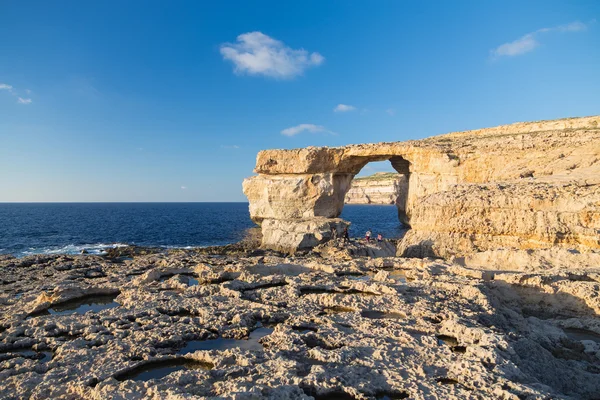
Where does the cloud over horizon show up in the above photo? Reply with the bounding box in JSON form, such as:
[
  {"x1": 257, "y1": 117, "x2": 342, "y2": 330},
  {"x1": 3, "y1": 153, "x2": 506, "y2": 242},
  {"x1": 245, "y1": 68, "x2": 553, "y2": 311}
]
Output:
[
  {"x1": 17, "y1": 97, "x2": 32, "y2": 105},
  {"x1": 334, "y1": 104, "x2": 356, "y2": 112},
  {"x1": 220, "y1": 32, "x2": 324, "y2": 79},
  {"x1": 281, "y1": 123, "x2": 334, "y2": 137},
  {"x1": 491, "y1": 20, "x2": 592, "y2": 58}
]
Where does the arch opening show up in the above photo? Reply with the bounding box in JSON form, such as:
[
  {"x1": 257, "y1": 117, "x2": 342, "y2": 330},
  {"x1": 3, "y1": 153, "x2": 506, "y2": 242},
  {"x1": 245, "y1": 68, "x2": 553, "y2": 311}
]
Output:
[{"x1": 340, "y1": 157, "x2": 411, "y2": 240}]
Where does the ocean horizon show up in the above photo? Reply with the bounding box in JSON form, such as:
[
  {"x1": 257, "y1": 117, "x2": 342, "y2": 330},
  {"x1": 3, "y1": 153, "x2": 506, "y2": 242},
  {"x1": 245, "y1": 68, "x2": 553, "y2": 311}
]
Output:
[{"x1": 0, "y1": 202, "x2": 405, "y2": 257}]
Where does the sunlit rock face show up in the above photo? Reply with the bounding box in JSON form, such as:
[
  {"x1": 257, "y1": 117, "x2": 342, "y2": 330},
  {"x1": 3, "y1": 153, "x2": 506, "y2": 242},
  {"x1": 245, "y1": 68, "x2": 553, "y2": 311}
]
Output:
[
  {"x1": 260, "y1": 218, "x2": 350, "y2": 253},
  {"x1": 242, "y1": 173, "x2": 354, "y2": 223},
  {"x1": 244, "y1": 116, "x2": 600, "y2": 256},
  {"x1": 344, "y1": 172, "x2": 407, "y2": 206}
]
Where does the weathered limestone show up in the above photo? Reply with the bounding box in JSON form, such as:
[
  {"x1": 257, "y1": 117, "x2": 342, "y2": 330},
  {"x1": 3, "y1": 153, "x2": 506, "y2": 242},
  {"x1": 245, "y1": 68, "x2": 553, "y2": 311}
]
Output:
[
  {"x1": 2, "y1": 249, "x2": 600, "y2": 399},
  {"x1": 243, "y1": 173, "x2": 354, "y2": 223},
  {"x1": 344, "y1": 172, "x2": 407, "y2": 205},
  {"x1": 260, "y1": 218, "x2": 349, "y2": 252},
  {"x1": 243, "y1": 116, "x2": 600, "y2": 255}
]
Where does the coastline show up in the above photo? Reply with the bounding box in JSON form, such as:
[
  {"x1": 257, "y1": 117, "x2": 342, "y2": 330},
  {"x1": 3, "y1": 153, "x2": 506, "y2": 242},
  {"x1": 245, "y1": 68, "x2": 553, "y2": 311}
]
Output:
[{"x1": 0, "y1": 203, "x2": 402, "y2": 258}]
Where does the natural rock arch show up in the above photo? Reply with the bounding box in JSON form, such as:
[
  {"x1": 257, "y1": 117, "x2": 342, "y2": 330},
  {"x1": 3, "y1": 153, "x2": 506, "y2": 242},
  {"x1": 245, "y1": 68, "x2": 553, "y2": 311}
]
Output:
[
  {"x1": 243, "y1": 116, "x2": 600, "y2": 256},
  {"x1": 243, "y1": 143, "x2": 460, "y2": 252}
]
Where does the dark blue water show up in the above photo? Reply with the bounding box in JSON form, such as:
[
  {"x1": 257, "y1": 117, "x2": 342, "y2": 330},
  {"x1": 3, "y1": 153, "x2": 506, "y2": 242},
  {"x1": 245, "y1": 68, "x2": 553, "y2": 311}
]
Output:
[
  {"x1": 342, "y1": 204, "x2": 407, "y2": 239},
  {"x1": 0, "y1": 203, "x2": 404, "y2": 257}
]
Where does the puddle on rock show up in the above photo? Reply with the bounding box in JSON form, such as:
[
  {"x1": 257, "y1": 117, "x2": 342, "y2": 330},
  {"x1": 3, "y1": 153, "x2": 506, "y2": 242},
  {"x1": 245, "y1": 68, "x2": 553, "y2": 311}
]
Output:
[
  {"x1": 115, "y1": 358, "x2": 212, "y2": 381},
  {"x1": 292, "y1": 325, "x2": 319, "y2": 334},
  {"x1": 301, "y1": 287, "x2": 379, "y2": 297},
  {"x1": 30, "y1": 294, "x2": 120, "y2": 317},
  {"x1": 437, "y1": 377, "x2": 459, "y2": 385},
  {"x1": 436, "y1": 335, "x2": 459, "y2": 347},
  {"x1": 303, "y1": 388, "x2": 356, "y2": 400},
  {"x1": 564, "y1": 328, "x2": 600, "y2": 343},
  {"x1": 179, "y1": 327, "x2": 274, "y2": 354},
  {"x1": 376, "y1": 392, "x2": 410, "y2": 400},
  {"x1": 361, "y1": 310, "x2": 404, "y2": 320},
  {"x1": 4, "y1": 349, "x2": 53, "y2": 362},
  {"x1": 240, "y1": 281, "x2": 288, "y2": 292}
]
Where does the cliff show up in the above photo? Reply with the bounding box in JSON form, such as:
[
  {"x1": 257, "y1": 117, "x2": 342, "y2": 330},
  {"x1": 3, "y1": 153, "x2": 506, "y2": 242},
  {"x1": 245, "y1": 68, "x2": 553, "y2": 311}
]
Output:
[
  {"x1": 243, "y1": 115, "x2": 600, "y2": 256},
  {"x1": 344, "y1": 172, "x2": 406, "y2": 205}
]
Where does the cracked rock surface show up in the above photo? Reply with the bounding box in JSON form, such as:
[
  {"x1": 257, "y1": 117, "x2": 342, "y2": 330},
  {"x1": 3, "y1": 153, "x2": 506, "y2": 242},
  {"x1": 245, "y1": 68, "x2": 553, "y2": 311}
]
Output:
[{"x1": 1, "y1": 247, "x2": 599, "y2": 399}]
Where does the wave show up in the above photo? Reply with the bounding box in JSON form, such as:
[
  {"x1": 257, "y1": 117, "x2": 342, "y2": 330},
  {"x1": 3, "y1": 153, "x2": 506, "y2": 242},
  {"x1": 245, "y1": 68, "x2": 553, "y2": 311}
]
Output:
[
  {"x1": 19, "y1": 243, "x2": 129, "y2": 257},
  {"x1": 15, "y1": 243, "x2": 217, "y2": 257}
]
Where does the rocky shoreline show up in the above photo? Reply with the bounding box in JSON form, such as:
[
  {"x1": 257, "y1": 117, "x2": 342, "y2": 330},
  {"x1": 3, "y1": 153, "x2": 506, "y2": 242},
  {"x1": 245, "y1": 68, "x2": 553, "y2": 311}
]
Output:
[{"x1": 1, "y1": 242, "x2": 599, "y2": 399}]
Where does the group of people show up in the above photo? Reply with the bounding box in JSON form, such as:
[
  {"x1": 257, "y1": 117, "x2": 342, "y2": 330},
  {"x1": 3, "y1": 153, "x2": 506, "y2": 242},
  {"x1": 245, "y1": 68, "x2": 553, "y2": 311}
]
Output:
[
  {"x1": 364, "y1": 230, "x2": 383, "y2": 242},
  {"x1": 330, "y1": 226, "x2": 383, "y2": 244}
]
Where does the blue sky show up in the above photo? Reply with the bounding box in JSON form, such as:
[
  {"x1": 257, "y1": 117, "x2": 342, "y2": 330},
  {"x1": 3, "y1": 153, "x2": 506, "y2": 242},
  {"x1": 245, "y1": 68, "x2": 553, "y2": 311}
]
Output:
[{"x1": 1, "y1": 0, "x2": 598, "y2": 202}]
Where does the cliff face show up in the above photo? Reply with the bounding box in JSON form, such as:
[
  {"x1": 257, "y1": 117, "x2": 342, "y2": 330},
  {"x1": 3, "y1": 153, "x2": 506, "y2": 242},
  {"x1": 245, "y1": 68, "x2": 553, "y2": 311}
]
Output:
[
  {"x1": 344, "y1": 172, "x2": 407, "y2": 205},
  {"x1": 243, "y1": 116, "x2": 600, "y2": 255}
]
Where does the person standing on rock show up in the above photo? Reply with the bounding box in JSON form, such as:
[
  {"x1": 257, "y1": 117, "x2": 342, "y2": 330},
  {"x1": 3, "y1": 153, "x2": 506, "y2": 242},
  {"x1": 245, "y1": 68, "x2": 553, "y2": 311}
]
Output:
[
  {"x1": 365, "y1": 230, "x2": 372, "y2": 242},
  {"x1": 342, "y1": 227, "x2": 350, "y2": 243},
  {"x1": 377, "y1": 233, "x2": 383, "y2": 242}
]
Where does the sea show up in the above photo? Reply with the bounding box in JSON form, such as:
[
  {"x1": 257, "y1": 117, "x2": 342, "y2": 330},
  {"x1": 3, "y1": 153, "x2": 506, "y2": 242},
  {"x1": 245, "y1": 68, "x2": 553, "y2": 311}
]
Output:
[{"x1": 0, "y1": 203, "x2": 407, "y2": 257}]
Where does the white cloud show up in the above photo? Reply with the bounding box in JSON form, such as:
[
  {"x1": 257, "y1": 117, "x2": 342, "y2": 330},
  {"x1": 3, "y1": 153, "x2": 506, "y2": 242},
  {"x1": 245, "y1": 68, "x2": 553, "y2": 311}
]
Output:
[
  {"x1": 281, "y1": 123, "x2": 334, "y2": 137},
  {"x1": 385, "y1": 108, "x2": 396, "y2": 116},
  {"x1": 491, "y1": 20, "x2": 590, "y2": 58},
  {"x1": 493, "y1": 34, "x2": 539, "y2": 57},
  {"x1": 220, "y1": 31, "x2": 324, "y2": 79},
  {"x1": 557, "y1": 21, "x2": 588, "y2": 32},
  {"x1": 221, "y1": 145, "x2": 240, "y2": 149},
  {"x1": 181, "y1": 186, "x2": 187, "y2": 190},
  {"x1": 334, "y1": 104, "x2": 356, "y2": 113},
  {"x1": 1, "y1": 84, "x2": 34, "y2": 104}
]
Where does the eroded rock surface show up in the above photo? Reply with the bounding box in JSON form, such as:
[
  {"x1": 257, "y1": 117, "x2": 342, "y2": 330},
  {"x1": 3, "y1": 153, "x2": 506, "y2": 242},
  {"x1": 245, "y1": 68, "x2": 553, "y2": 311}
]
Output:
[
  {"x1": 1, "y1": 247, "x2": 599, "y2": 399},
  {"x1": 344, "y1": 173, "x2": 407, "y2": 205},
  {"x1": 244, "y1": 116, "x2": 600, "y2": 255}
]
